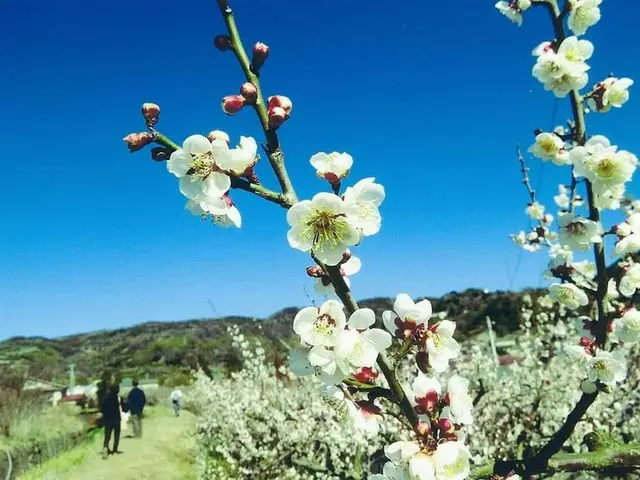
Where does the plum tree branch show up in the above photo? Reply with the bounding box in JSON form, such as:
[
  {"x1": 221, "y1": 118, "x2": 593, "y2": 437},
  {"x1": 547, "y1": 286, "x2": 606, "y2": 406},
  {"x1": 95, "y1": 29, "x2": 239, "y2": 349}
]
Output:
[{"x1": 215, "y1": 1, "x2": 298, "y2": 204}]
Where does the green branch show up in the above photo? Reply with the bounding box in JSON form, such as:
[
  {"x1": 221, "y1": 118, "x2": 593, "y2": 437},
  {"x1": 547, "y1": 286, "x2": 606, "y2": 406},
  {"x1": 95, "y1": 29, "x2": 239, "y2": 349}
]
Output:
[
  {"x1": 216, "y1": 1, "x2": 298, "y2": 204},
  {"x1": 471, "y1": 444, "x2": 640, "y2": 478}
]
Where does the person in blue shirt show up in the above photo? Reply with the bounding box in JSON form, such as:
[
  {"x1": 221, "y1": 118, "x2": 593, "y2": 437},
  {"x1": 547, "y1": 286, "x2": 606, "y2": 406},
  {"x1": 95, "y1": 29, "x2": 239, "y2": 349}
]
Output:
[{"x1": 126, "y1": 379, "x2": 147, "y2": 438}]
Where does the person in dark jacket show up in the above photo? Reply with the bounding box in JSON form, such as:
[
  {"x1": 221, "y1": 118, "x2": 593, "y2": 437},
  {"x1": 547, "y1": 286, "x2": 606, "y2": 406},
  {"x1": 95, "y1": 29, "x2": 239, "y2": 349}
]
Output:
[
  {"x1": 100, "y1": 382, "x2": 123, "y2": 459},
  {"x1": 126, "y1": 379, "x2": 146, "y2": 438}
]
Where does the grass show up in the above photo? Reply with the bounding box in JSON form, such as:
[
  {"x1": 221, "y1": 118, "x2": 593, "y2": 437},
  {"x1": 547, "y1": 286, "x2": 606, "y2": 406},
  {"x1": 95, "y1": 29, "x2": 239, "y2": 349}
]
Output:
[
  {"x1": 17, "y1": 406, "x2": 197, "y2": 480},
  {"x1": 0, "y1": 403, "x2": 86, "y2": 451}
]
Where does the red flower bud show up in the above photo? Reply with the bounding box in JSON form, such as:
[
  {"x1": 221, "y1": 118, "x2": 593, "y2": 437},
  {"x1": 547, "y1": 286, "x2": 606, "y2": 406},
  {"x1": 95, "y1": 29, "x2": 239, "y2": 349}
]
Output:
[
  {"x1": 207, "y1": 130, "x2": 230, "y2": 144},
  {"x1": 416, "y1": 351, "x2": 429, "y2": 374},
  {"x1": 252, "y1": 42, "x2": 270, "y2": 70},
  {"x1": 438, "y1": 418, "x2": 454, "y2": 433},
  {"x1": 240, "y1": 82, "x2": 258, "y2": 104},
  {"x1": 268, "y1": 106, "x2": 287, "y2": 128},
  {"x1": 123, "y1": 132, "x2": 154, "y2": 153},
  {"x1": 221, "y1": 95, "x2": 246, "y2": 115},
  {"x1": 141, "y1": 103, "x2": 160, "y2": 126},
  {"x1": 214, "y1": 35, "x2": 232, "y2": 51}
]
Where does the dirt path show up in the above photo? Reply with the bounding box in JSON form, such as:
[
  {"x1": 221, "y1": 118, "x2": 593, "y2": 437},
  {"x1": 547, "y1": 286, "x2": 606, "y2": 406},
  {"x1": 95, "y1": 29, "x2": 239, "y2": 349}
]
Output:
[{"x1": 20, "y1": 407, "x2": 197, "y2": 480}]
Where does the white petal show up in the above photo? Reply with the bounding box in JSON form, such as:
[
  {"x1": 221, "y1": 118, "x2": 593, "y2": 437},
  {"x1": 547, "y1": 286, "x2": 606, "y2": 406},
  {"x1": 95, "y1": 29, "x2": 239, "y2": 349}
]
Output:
[
  {"x1": 361, "y1": 328, "x2": 392, "y2": 352},
  {"x1": 167, "y1": 150, "x2": 192, "y2": 177},
  {"x1": 183, "y1": 134, "x2": 212, "y2": 155},
  {"x1": 348, "y1": 308, "x2": 376, "y2": 329},
  {"x1": 202, "y1": 173, "x2": 231, "y2": 197}
]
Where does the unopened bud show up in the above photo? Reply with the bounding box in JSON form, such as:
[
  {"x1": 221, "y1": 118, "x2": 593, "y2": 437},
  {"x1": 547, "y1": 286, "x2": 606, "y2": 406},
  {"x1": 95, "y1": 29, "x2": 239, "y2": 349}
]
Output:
[
  {"x1": 268, "y1": 106, "x2": 287, "y2": 128},
  {"x1": 416, "y1": 421, "x2": 431, "y2": 436},
  {"x1": 123, "y1": 132, "x2": 154, "y2": 153},
  {"x1": 306, "y1": 266, "x2": 325, "y2": 278},
  {"x1": 240, "y1": 82, "x2": 258, "y2": 104},
  {"x1": 415, "y1": 351, "x2": 429, "y2": 374},
  {"x1": 141, "y1": 103, "x2": 160, "y2": 126},
  {"x1": 438, "y1": 418, "x2": 454, "y2": 433},
  {"x1": 268, "y1": 95, "x2": 293, "y2": 115},
  {"x1": 214, "y1": 35, "x2": 232, "y2": 51},
  {"x1": 221, "y1": 95, "x2": 246, "y2": 115},
  {"x1": 208, "y1": 130, "x2": 230, "y2": 144},
  {"x1": 339, "y1": 250, "x2": 352, "y2": 265},
  {"x1": 252, "y1": 42, "x2": 270, "y2": 70}
]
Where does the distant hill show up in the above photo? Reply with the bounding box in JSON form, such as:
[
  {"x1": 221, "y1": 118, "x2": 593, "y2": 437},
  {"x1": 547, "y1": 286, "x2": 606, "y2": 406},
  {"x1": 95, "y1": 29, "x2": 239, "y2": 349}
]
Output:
[{"x1": 0, "y1": 288, "x2": 545, "y2": 385}]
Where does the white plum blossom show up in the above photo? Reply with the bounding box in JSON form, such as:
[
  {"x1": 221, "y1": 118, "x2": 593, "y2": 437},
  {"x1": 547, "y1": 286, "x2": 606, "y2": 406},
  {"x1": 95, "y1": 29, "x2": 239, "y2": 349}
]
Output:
[
  {"x1": 586, "y1": 350, "x2": 628, "y2": 386},
  {"x1": 568, "y1": 0, "x2": 602, "y2": 36},
  {"x1": 615, "y1": 308, "x2": 640, "y2": 343},
  {"x1": 343, "y1": 177, "x2": 386, "y2": 237},
  {"x1": 588, "y1": 77, "x2": 634, "y2": 113},
  {"x1": 548, "y1": 283, "x2": 589, "y2": 310},
  {"x1": 310, "y1": 152, "x2": 353, "y2": 184},
  {"x1": 293, "y1": 299, "x2": 346, "y2": 347},
  {"x1": 495, "y1": 0, "x2": 531, "y2": 26},
  {"x1": 528, "y1": 132, "x2": 570, "y2": 165},
  {"x1": 614, "y1": 213, "x2": 640, "y2": 256},
  {"x1": 570, "y1": 135, "x2": 638, "y2": 198},
  {"x1": 532, "y1": 37, "x2": 592, "y2": 97},
  {"x1": 525, "y1": 202, "x2": 545, "y2": 220},
  {"x1": 433, "y1": 441, "x2": 472, "y2": 480},
  {"x1": 425, "y1": 320, "x2": 461, "y2": 373},
  {"x1": 603, "y1": 78, "x2": 634, "y2": 109},
  {"x1": 557, "y1": 212, "x2": 603, "y2": 251},
  {"x1": 166, "y1": 134, "x2": 232, "y2": 200},
  {"x1": 197, "y1": 195, "x2": 242, "y2": 228},
  {"x1": 446, "y1": 375, "x2": 473, "y2": 425},
  {"x1": 287, "y1": 192, "x2": 360, "y2": 265},
  {"x1": 410, "y1": 373, "x2": 442, "y2": 416},
  {"x1": 322, "y1": 385, "x2": 382, "y2": 436},
  {"x1": 619, "y1": 264, "x2": 640, "y2": 297},
  {"x1": 210, "y1": 135, "x2": 259, "y2": 177},
  {"x1": 335, "y1": 308, "x2": 393, "y2": 372},
  {"x1": 383, "y1": 294, "x2": 433, "y2": 340}
]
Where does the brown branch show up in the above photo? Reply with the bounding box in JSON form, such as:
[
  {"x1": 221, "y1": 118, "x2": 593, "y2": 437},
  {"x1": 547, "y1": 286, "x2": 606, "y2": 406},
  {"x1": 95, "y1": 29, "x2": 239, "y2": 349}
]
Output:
[
  {"x1": 312, "y1": 255, "x2": 422, "y2": 432},
  {"x1": 496, "y1": 0, "x2": 612, "y2": 476}
]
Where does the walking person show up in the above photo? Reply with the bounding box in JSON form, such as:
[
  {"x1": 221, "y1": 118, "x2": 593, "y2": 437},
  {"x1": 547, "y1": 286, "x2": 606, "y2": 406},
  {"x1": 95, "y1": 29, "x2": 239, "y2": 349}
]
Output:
[
  {"x1": 100, "y1": 382, "x2": 123, "y2": 459},
  {"x1": 126, "y1": 379, "x2": 146, "y2": 438},
  {"x1": 170, "y1": 387, "x2": 182, "y2": 417}
]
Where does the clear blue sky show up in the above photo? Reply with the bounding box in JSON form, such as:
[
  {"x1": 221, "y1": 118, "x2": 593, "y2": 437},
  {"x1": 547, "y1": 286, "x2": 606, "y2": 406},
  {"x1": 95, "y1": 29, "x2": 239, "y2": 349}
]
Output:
[{"x1": 1, "y1": 0, "x2": 639, "y2": 339}]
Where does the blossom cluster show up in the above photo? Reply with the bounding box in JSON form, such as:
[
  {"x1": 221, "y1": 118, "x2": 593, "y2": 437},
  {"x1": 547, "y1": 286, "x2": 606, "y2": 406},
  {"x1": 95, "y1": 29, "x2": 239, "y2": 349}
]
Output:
[
  {"x1": 190, "y1": 327, "x2": 407, "y2": 479},
  {"x1": 287, "y1": 292, "x2": 474, "y2": 479}
]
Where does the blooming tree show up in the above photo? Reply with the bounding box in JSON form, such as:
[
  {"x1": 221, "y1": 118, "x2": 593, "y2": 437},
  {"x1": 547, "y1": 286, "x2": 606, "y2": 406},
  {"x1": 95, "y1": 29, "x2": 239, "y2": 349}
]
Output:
[
  {"x1": 500, "y1": 0, "x2": 639, "y2": 477},
  {"x1": 124, "y1": 0, "x2": 639, "y2": 478}
]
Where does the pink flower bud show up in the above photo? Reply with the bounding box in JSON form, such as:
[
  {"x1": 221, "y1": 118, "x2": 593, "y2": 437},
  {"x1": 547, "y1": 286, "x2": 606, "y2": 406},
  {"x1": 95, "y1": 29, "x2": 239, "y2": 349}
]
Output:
[
  {"x1": 240, "y1": 82, "x2": 258, "y2": 104},
  {"x1": 141, "y1": 103, "x2": 160, "y2": 126},
  {"x1": 268, "y1": 95, "x2": 293, "y2": 115},
  {"x1": 123, "y1": 132, "x2": 154, "y2": 153},
  {"x1": 214, "y1": 35, "x2": 232, "y2": 51},
  {"x1": 438, "y1": 418, "x2": 454, "y2": 433},
  {"x1": 221, "y1": 95, "x2": 246, "y2": 115},
  {"x1": 207, "y1": 130, "x2": 230, "y2": 144},
  {"x1": 252, "y1": 42, "x2": 270, "y2": 70},
  {"x1": 268, "y1": 106, "x2": 287, "y2": 128},
  {"x1": 416, "y1": 421, "x2": 432, "y2": 437}
]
